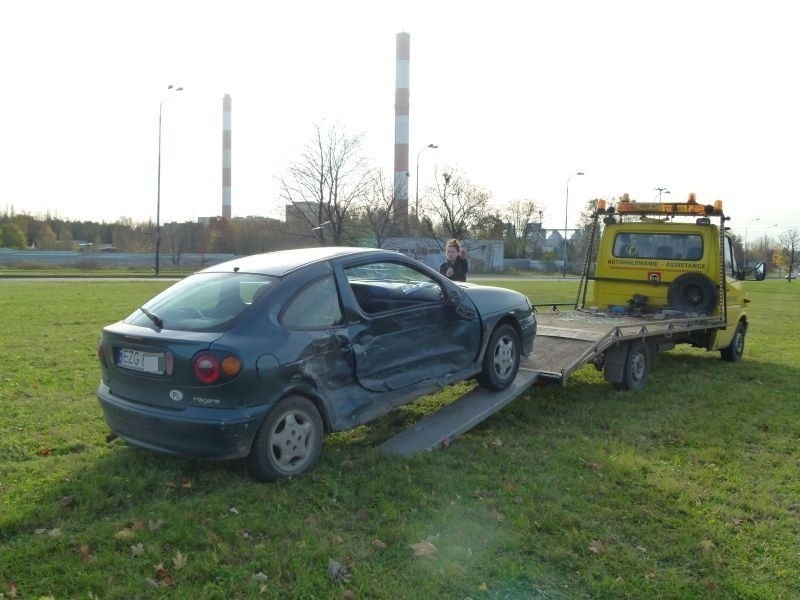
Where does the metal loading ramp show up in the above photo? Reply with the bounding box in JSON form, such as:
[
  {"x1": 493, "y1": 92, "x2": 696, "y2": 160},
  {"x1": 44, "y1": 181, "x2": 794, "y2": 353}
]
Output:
[
  {"x1": 379, "y1": 359, "x2": 539, "y2": 457},
  {"x1": 530, "y1": 324, "x2": 611, "y2": 384}
]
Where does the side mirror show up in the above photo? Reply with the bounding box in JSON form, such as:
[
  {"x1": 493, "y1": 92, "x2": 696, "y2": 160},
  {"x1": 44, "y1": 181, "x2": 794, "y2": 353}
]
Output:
[
  {"x1": 754, "y1": 262, "x2": 766, "y2": 281},
  {"x1": 738, "y1": 262, "x2": 766, "y2": 281}
]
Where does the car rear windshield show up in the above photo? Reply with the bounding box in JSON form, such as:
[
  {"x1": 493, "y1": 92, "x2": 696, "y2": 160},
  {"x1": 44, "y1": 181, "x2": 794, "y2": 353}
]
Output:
[{"x1": 124, "y1": 272, "x2": 277, "y2": 331}]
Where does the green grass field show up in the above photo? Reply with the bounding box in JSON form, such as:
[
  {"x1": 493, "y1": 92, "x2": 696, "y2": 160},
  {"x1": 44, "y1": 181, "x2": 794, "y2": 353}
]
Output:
[{"x1": 1, "y1": 279, "x2": 798, "y2": 599}]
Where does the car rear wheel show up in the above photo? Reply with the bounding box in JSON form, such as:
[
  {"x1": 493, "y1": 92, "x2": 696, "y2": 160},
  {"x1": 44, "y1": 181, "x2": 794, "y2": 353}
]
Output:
[
  {"x1": 477, "y1": 324, "x2": 520, "y2": 390},
  {"x1": 247, "y1": 396, "x2": 323, "y2": 482}
]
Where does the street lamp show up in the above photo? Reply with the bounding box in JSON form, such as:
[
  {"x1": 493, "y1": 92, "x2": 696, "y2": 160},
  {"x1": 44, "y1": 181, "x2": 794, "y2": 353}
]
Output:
[
  {"x1": 415, "y1": 143, "x2": 438, "y2": 217},
  {"x1": 655, "y1": 187, "x2": 670, "y2": 201},
  {"x1": 563, "y1": 171, "x2": 584, "y2": 278},
  {"x1": 155, "y1": 84, "x2": 183, "y2": 275},
  {"x1": 744, "y1": 217, "x2": 760, "y2": 267}
]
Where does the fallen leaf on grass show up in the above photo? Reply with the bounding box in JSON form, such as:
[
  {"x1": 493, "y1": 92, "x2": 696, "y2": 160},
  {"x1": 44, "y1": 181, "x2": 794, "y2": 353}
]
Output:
[
  {"x1": 327, "y1": 558, "x2": 352, "y2": 582},
  {"x1": 78, "y1": 544, "x2": 92, "y2": 563},
  {"x1": 144, "y1": 578, "x2": 159, "y2": 590},
  {"x1": 148, "y1": 519, "x2": 164, "y2": 531},
  {"x1": 371, "y1": 539, "x2": 386, "y2": 550},
  {"x1": 172, "y1": 550, "x2": 188, "y2": 570},
  {"x1": 251, "y1": 572, "x2": 269, "y2": 583},
  {"x1": 114, "y1": 529, "x2": 135, "y2": 540},
  {"x1": 479, "y1": 582, "x2": 489, "y2": 591},
  {"x1": 47, "y1": 528, "x2": 63, "y2": 539},
  {"x1": 130, "y1": 543, "x2": 145, "y2": 557},
  {"x1": 59, "y1": 496, "x2": 75, "y2": 508},
  {"x1": 229, "y1": 507, "x2": 240, "y2": 515},
  {"x1": 331, "y1": 534, "x2": 344, "y2": 545},
  {"x1": 489, "y1": 438, "x2": 503, "y2": 447},
  {"x1": 37, "y1": 447, "x2": 52, "y2": 456},
  {"x1": 154, "y1": 563, "x2": 176, "y2": 587},
  {"x1": 6, "y1": 580, "x2": 18, "y2": 598},
  {"x1": 410, "y1": 540, "x2": 438, "y2": 557},
  {"x1": 588, "y1": 540, "x2": 605, "y2": 554},
  {"x1": 699, "y1": 539, "x2": 715, "y2": 552},
  {"x1": 705, "y1": 580, "x2": 716, "y2": 590}
]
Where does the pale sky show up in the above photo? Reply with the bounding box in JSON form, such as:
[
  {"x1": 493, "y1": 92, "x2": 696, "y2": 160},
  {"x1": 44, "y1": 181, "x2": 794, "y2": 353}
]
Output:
[{"x1": 1, "y1": 0, "x2": 797, "y2": 241}]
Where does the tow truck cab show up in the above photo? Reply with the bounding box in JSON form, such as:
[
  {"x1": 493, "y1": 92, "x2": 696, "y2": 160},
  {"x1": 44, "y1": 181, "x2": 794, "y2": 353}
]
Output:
[{"x1": 587, "y1": 197, "x2": 765, "y2": 353}]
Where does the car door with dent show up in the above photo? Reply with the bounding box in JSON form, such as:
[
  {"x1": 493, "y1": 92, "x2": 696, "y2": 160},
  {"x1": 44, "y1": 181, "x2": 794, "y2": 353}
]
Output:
[{"x1": 340, "y1": 260, "x2": 481, "y2": 392}]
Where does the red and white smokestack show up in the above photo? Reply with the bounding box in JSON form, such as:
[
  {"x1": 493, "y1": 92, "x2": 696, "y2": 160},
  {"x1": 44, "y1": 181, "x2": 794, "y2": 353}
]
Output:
[
  {"x1": 393, "y1": 32, "x2": 410, "y2": 220},
  {"x1": 222, "y1": 94, "x2": 232, "y2": 220}
]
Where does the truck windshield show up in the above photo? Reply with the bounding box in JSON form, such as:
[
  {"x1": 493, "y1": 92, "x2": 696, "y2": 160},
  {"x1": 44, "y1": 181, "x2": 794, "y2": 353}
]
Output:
[{"x1": 613, "y1": 233, "x2": 703, "y2": 261}]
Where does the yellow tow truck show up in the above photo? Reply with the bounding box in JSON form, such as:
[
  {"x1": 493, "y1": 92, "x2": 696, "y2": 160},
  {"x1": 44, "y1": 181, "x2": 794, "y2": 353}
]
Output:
[
  {"x1": 531, "y1": 194, "x2": 766, "y2": 389},
  {"x1": 381, "y1": 194, "x2": 766, "y2": 456}
]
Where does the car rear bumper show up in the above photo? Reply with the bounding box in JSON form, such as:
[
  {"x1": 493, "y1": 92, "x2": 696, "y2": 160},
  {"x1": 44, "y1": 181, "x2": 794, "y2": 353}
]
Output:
[{"x1": 97, "y1": 382, "x2": 269, "y2": 460}]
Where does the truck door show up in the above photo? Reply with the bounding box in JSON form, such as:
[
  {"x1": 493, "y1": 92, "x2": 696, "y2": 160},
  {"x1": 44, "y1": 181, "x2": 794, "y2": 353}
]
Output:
[{"x1": 715, "y1": 236, "x2": 746, "y2": 348}]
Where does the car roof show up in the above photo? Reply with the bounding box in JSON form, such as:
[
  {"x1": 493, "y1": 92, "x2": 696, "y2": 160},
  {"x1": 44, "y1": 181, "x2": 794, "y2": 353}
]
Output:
[{"x1": 198, "y1": 246, "x2": 388, "y2": 277}]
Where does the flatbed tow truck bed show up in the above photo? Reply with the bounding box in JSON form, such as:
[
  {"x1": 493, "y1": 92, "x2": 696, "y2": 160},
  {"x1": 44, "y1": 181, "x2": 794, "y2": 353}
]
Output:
[
  {"x1": 381, "y1": 309, "x2": 726, "y2": 455},
  {"x1": 532, "y1": 309, "x2": 726, "y2": 385}
]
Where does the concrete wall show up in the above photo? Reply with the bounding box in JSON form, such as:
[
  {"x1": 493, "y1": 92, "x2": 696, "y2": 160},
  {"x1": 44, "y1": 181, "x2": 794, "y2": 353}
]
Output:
[{"x1": 0, "y1": 250, "x2": 234, "y2": 269}]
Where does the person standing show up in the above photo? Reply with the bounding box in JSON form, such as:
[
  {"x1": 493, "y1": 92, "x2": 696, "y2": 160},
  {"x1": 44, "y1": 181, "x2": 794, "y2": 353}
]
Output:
[{"x1": 440, "y1": 239, "x2": 469, "y2": 282}]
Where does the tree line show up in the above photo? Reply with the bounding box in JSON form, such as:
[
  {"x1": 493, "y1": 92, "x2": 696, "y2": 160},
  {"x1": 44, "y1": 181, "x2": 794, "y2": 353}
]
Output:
[{"x1": 2, "y1": 122, "x2": 796, "y2": 274}]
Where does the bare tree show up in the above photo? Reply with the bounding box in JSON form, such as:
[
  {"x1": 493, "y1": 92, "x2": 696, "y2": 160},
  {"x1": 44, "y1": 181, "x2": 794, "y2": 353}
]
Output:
[
  {"x1": 358, "y1": 168, "x2": 399, "y2": 248},
  {"x1": 279, "y1": 123, "x2": 371, "y2": 245},
  {"x1": 502, "y1": 199, "x2": 541, "y2": 258},
  {"x1": 425, "y1": 168, "x2": 490, "y2": 241},
  {"x1": 778, "y1": 229, "x2": 799, "y2": 279}
]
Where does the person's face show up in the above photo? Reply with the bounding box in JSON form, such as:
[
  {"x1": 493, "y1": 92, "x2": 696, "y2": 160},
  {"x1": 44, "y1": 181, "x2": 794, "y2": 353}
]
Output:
[{"x1": 446, "y1": 246, "x2": 458, "y2": 261}]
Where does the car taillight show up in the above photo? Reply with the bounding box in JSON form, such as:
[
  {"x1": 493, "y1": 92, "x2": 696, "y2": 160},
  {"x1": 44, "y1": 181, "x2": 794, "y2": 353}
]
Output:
[
  {"x1": 97, "y1": 337, "x2": 107, "y2": 367},
  {"x1": 192, "y1": 352, "x2": 241, "y2": 384}
]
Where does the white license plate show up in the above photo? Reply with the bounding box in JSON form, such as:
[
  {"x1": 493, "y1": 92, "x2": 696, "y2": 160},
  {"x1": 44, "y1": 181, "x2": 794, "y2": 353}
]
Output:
[{"x1": 117, "y1": 348, "x2": 164, "y2": 374}]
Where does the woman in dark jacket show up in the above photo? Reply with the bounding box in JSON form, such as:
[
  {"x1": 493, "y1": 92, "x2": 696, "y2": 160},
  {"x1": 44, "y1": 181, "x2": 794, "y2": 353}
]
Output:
[{"x1": 440, "y1": 239, "x2": 468, "y2": 282}]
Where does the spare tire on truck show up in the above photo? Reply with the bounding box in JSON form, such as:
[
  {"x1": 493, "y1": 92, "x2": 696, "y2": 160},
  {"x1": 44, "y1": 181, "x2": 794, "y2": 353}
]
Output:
[{"x1": 667, "y1": 273, "x2": 717, "y2": 314}]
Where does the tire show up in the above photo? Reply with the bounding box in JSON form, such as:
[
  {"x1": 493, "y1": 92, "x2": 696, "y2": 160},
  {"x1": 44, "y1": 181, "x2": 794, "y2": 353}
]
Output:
[
  {"x1": 667, "y1": 273, "x2": 717, "y2": 314},
  {"x1": 477, "y1": 324, "x2": 520, "y2": 390},
  {"x1": 721, "y1": 321, "x2": 746, "y2": 362},
  {"x1": 613, "y1": 341, "x2": 650, "y2": 391},
  {"x1": 246, "y1": 396, "x2": 324, "y2": 482}
]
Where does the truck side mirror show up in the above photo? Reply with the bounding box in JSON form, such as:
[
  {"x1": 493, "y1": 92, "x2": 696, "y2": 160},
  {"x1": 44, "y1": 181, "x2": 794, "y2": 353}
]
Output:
[
  {"x1": 754, "y1": 262, "x2": 766, "y2": 281},
  {"x1": 739, "y1": 262, "x2": 766, "y2": 281}
]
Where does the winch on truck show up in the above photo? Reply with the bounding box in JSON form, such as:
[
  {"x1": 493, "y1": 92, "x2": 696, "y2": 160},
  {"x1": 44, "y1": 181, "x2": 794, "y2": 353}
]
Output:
[{"x1": 530, "y1": 194, "x2": 766, "y2": 390}]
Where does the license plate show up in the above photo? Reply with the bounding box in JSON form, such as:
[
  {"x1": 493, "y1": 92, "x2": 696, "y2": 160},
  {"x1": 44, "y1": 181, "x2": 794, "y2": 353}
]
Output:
[{"x1": 117, "y1": 348, "x2": 165, "y2": 374}]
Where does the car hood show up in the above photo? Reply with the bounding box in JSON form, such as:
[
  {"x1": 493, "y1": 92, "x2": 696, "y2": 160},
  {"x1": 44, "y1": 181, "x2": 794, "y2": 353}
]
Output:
[{"x1": 457, "y1": 282, "x2": 528, "y2": 314}]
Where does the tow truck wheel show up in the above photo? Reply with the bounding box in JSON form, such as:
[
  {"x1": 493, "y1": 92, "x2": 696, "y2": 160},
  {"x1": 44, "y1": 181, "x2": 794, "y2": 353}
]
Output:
[
  {"x1": 721, "y1": 321, "x2": 746, "y2": 362},
  {"x1": 613, "y1": 341, "x2": 650, "y2": 391},
  {"x1": 478, "y1": 324, "x2": 520, "y2": 390}
]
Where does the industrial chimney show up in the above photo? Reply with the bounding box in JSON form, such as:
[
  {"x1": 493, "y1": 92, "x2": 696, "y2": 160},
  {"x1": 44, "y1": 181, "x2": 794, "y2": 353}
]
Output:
[
  {"x1": 222, "y1": 94, "x2": 232, "y2": 220},
  {"x1": 393, "y1": 32, "x2": 410, "y2": 220}
]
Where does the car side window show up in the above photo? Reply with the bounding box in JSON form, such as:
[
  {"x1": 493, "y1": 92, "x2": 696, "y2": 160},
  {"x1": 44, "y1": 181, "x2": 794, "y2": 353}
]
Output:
[
  {"x1": 281, "y1": 275, "x2": 343, "y2": 329},
  {"x1": 345, "y1": 261, "x2": 443, "y2": 314}
]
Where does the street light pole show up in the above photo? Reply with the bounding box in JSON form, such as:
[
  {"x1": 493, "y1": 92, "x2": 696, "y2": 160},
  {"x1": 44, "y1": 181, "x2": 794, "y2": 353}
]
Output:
[
  {"x1": 563, "y1": 171, "x2": 584, "y2": 278},
  {"x1": 655, "y1": 187, "x2": 670, "y2": 201},
  {"x1": 155, "y1": 84, "x2": 183, "y2": 276},
  {"x1": 415, "y1": 143, "x2": 438, "y2": 217},
  {"x1": 744, "y1": 217, "x2": 760, "y2": 268}
]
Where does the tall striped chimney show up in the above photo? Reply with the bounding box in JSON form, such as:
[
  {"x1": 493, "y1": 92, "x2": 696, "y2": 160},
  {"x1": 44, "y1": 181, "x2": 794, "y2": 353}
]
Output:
[
  {"x1": 222, "y1": 94, "x2": 232, "y2": 220},
  {"x1": 393, "y1": 32, "x2": 410, "y2": 220}
]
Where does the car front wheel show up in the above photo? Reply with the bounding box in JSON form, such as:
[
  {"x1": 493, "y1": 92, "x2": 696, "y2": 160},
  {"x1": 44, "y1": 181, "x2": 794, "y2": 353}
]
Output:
[
  {"x1": 477, "y1": 324, "x2": 520, "y2": 390},
  {"x1": 247, "y1": 396, "x2": 324, "y2": 482}
]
